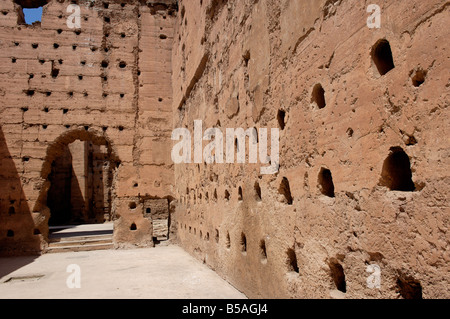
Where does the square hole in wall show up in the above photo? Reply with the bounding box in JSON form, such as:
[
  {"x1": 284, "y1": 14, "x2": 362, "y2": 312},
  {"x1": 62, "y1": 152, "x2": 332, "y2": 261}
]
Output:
[
  {"x1": 23, "y1": 7, "x2": 42, "y2": 24},
  {"x1": 15, "y1": 1, "x2": 48, "y2": 25}
]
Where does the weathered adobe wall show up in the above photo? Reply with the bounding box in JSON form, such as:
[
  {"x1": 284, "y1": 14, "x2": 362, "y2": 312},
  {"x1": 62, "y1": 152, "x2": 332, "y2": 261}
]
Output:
[
  {"x1": 172, "y1": 0, "x2": 449, "y2": 298},
  {"x1": 0, "y1": 0, "x2": 176, "y2": 255}
]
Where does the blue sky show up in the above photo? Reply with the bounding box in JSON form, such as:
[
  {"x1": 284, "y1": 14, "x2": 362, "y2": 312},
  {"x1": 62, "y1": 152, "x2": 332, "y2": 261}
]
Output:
[{"x1": 23, "y1": 7, "x2": 43, "y2": 24}]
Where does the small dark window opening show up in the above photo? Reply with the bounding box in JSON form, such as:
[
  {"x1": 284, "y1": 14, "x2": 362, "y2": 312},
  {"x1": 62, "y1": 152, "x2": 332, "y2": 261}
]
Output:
[
  {"x1": 260, "y1": 240, "x2": 267, "y2": 261},
  {"x1": 411, "y1": 68, "x2": 427, "y2": 87},
  {"x1": 277, "y1": 109, "x2": 286, "y2": 130},
  {"x1": 318, "y1": 168, "x2": 335, "y2": 198},
  {"x1": 279, "y1": 177, "x2": 293, "y2": 205},
  {"x1": 287, "y1": 248, "x2": 299, "y2": 273},
  {"x1": 329, "y1": 259, "x2": 346, "y2": 293},
  {"x1": 397, "y1": 275, "x2": 422, "y2": 299},
  {"x1": 312, "y1": 83, "x2": 326, "y2": 109},
  {"x1": 238, "y1": 187, "x2": 243, "y2": 201},
  {"x1": 379, "y1": 147, "x2": 415, "y2": 192},
  {"x1": 51, "y1": 67, "x2": 59, "y2": 78},
  {"x1": 7, "y1": 230, "x2": 14, "y2": 237},
  {"x1": 254, "y1": 182, "x2": 262, "y2": 202},
  {"x1": 371, "y1": 39, "x2": 395, "y2": 76},
  {"x1": 226, "y1": 232, "x2": 231, "y2": 249},
  {"x1": 240, "y1": 233, "x2": 247, "y2": 254},
  {"x1": 215, "y1": 229, "x2": 219, "y2": 243},
  {"x1": 130, "y1": 223, "x2": 137, "y2": 231}
]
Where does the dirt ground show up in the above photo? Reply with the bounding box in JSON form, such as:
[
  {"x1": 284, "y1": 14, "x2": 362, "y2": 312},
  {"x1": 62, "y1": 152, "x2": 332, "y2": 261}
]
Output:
[{"x1": 0, "y1": 245, "x2": 247, "y2": 299}]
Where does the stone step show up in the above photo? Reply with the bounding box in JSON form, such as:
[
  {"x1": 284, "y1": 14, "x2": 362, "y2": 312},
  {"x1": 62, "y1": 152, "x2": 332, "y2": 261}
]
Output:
[
  {"x1": 46, "y1": 224, "x2": 115, "y2": 254},
  {"x1": 49, "y1": 234, "x2": 113, "y2": 244},
  {"x1": 49, "y1": 236, "x2": 113, "y2": 247},
  {"x1": 46, "y1": 243, "x2": 114, "y2": 254}
]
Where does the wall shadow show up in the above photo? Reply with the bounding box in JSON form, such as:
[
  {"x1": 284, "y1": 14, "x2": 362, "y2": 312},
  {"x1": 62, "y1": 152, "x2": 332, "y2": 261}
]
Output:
[{"x1": 0, "y1": 125, "x2": 40, "y2": 261}]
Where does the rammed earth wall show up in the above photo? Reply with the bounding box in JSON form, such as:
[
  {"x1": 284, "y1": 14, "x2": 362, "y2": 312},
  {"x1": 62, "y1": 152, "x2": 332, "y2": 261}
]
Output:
[
  {"x1": 171, "y1": 0, "x2": 450, "y2": 299},
  {"x1": 0, "y1": 0, "x2": 176, "y2": 254}
]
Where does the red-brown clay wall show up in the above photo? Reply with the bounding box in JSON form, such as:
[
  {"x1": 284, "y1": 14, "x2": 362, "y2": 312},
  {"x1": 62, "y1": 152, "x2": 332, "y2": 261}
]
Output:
[
  {"x1": 171, "y1": 0, "x2": 449, "y2": 298},
  {"x1": 0, "y1": 0, "x2": 176, "y2": 255}
]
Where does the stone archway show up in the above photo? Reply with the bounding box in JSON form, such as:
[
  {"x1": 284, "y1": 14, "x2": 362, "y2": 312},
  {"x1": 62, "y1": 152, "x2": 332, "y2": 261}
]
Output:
[{"x1": 32, "y1": 129, "x2": 121, "y2": 245}]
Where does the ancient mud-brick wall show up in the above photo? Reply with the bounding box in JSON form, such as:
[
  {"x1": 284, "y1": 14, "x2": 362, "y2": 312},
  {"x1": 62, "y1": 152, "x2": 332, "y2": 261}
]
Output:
[
  {"x1": 172, "y1": 0, "x2": 449, "y2": 298},
  {"x1": 0, "y1": 0, "x2": 176, "y2": 255}
]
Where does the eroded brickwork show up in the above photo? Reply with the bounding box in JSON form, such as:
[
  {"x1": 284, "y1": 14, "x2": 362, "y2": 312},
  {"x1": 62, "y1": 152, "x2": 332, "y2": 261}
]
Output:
[
  {"x1": 0, "y1": 0, "x2": 448, "y2": 299},
  {"x1": 171, "y1": 0, "x2": 449, "y2": 298},
  {"x1": 0, "y1": 0, "x2": 176, "y2": 254}
]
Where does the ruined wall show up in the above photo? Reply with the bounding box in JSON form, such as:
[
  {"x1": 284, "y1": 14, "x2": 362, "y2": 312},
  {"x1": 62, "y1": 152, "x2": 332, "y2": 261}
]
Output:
[
  {"x1": 172, "y1": 0, "x2": 449, "y2": 298},
  {"x1": 0, "y1": 0, "x2": 176, "y2": 255}
]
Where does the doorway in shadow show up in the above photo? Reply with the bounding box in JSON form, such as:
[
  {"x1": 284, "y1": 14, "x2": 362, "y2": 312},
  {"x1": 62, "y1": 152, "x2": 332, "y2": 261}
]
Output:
[
  {"x1": 34, "y1": 129, "x2": 121, "y2": 243},
  {"x1": 47, "y1": 140, "x2": 114, "y2": 226}
]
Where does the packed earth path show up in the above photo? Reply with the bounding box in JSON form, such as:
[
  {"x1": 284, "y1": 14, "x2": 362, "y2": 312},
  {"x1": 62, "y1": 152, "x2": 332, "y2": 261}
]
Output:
[{"x1": 0, "y1": 245, "x2": 247, "y2": 299}]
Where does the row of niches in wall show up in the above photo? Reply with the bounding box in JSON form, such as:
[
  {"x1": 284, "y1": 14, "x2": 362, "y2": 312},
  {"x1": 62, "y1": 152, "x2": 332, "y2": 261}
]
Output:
[
  {"x1": 12, "y1": 56, "x2": 128, "y2": 71},
  {"x1": 17, "y1": 121, "x2": 126, "y2": 134},
  {"x1": 127, "y1": 201, "x2": 139, "y2": 232},
  {"x1": 102, "y1": 2, "x2": 128, "y2": 9},
  {"x1": 179, "y1": 224, "x2": 258, "y2": 259},
  {"x1": 15, "y1": 27, "x2": 129, "y2": 44},
  {"x1": 177, "y1": 39, "x2": 427, "y2": 137},
  {"x1": 177, "y1": 222, "x2": 423, "y2": 299},
  {"x1": 273, "y1": 39, "x2": 427, "y2": 128},
  {"x1": 288, "y1": 246, "x2": 422, "y2": 299},
  {"x1": 3, "y1": 228, "x2": 42, "y2": 238},
  {"x1": 180, "y1": 147, "x2": 417, "y2": 206},
  {"x1": 22, "y1": 88, "x2": 128, "y2": 99}
]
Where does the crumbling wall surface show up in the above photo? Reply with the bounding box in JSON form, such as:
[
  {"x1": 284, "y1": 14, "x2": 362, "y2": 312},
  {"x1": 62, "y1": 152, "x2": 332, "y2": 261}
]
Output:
[
  {"x1": 172, "y1": 0, "x2": 450, "y2": 298},
  {"x1": 0, "y1": 0, "x2": 176, "y2": 255}
]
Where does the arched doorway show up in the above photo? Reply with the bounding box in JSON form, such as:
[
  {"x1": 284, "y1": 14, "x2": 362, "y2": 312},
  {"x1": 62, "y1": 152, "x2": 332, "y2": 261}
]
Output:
[
  {"x1": 46, "y1": 140, "x2": 114, "y2": 226},
  {"x1": 34, "y1": 129, "x2": 121, "y2": 243}
]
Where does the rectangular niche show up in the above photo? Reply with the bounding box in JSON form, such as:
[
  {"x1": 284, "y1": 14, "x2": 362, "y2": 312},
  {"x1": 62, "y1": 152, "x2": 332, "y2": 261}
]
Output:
[{"x1": 144, "y1": 198, "x2": 170, "y2": 241}]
